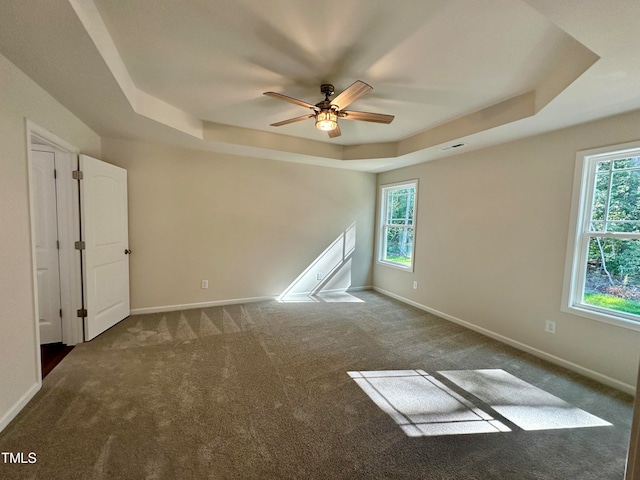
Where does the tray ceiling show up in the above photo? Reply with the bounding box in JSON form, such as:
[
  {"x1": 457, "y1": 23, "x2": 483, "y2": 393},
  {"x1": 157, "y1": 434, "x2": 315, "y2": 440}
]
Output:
[{"x1": 0, "y1": 0, "x2": 639, "y2": 171}]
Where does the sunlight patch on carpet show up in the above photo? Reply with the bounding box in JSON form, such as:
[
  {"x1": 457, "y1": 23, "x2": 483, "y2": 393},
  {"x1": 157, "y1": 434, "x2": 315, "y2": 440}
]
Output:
[
  {"x1": 348, "y1": 370, "x2": 510, "y2": 437},
  {"x1": 439, "y1": 369, "x2": 612, "y2": 431}
]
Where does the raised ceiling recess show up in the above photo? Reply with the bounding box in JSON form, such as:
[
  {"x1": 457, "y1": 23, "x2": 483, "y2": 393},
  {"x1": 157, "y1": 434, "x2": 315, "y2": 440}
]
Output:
[{"x1": 1, "y1": 0, "x2": 638, "y2": 171}]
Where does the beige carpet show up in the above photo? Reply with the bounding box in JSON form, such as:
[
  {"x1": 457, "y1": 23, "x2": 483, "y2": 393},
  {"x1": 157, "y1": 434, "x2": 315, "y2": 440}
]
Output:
[{"x1": 0, "y1": 291, "x2": 633, "y2": 479}]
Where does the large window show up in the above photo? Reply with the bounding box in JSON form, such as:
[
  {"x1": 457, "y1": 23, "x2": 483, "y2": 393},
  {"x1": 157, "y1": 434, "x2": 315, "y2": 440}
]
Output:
[
  {"x1": 378, "y1": 181, "x2": 417, "y2": 270},
  {"x1": 565, "y1": 142, "x2": 640, "y2": 329}
]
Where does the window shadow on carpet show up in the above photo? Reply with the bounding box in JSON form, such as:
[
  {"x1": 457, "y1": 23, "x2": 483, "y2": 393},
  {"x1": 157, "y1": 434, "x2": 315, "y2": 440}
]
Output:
[{"x1": 348, "y1": 369, "x2": 611, "y2": 437}]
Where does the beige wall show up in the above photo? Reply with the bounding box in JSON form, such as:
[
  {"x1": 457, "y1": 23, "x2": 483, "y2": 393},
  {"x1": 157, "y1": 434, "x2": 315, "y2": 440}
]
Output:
[
  {"x1": 0, "y1": 52, "x2": 100, "y2": 429},
  {"x1": 101, "y1": 138, "x2": 376, "y2": 311},
  {"x1": 1, "y1": 39, "x2": 637, "y2": 436},
  {"x1": 375, "y1": 109, "x2": 640, "y2": 391}
]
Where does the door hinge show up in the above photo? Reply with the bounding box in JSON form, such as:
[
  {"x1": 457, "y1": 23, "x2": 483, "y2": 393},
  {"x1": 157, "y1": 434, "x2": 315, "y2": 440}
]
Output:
[
  {"x1": 72, "y1": 170, "x2": 83, "y2": 180},
  {"x1": 54, "y1": 169, "x2": 57, "y2": 179},
  {"x1": 56, "y1": 240, "x2": 60, "y2": 250},
  {"x1": 59, "y1": 308, "x2": 62, "y2": 318},
  {"x1": 77, "y1": 308, "x2": 87, "y2": 318},
  {"x1": 75, "y1": 241, "x2": 85, "y2": 250}
]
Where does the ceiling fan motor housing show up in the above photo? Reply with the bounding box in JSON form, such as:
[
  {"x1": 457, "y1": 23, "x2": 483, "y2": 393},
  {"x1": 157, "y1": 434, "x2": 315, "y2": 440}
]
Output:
[{"x1": 320, "y1": 84, "x2": 335, "y2": 97}]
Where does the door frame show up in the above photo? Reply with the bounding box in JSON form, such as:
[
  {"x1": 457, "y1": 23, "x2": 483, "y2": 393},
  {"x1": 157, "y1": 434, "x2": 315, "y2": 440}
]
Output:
[{"x1": 26, "y1": 120, "x2": 84, "y2": 354}]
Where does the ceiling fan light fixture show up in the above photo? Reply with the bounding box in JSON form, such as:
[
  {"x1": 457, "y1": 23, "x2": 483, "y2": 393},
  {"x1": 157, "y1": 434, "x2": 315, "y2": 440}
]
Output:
[
  {"x1": 316, "y1": 109, "x2": 338, "y2": 131},
  {"x1": 265, "y1": 81, "x2": 393, "y2": 138}
]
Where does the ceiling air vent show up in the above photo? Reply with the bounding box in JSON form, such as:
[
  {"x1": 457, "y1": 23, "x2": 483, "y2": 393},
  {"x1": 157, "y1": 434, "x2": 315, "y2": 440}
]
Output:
[{"x1": 439, "y1": 143, "x2": 466, "y2": 151}]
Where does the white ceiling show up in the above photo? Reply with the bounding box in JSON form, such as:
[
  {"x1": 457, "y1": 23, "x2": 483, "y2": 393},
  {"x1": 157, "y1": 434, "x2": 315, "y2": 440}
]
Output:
[{"x1": 1, "y1": 0, "x2": 639, "y2": 172}]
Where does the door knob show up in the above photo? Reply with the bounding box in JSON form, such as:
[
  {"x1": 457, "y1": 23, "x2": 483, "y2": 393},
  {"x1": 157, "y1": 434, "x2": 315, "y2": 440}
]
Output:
[{"x1": 124, "y1": 249, "x2": 132, "y2": 255}]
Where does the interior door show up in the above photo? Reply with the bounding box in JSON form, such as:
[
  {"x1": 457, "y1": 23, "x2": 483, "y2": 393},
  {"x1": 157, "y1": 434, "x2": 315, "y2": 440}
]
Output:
[
  {"x1": 31, "y1": 149, "x2": 63, "y2": 344},
  {"x1": 80, "y1": 155, "x2": 130, "y2": 340}
]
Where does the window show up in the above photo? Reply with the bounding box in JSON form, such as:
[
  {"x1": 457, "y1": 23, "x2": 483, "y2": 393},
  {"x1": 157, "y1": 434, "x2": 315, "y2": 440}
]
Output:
[
  {"x1": 378, "y1": 181, "x2": 417, "y2": 270},
  {"x1": 564, "y1": 142, "x2": 640, "y2": 329}
]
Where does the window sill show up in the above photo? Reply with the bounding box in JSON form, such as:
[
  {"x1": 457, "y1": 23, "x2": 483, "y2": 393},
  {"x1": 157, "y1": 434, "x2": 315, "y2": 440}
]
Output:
[
  {"x1": 377, "y1": 260, "x2": 414, "y2": 272},
  {"x1": 562, "y1": 303, "x2": 640, "y2": 332}
]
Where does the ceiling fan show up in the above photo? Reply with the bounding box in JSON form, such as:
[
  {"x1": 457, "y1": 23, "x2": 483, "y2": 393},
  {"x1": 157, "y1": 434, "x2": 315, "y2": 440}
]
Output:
[{"x1": 263, "y1": 80, "x2": 394, "y2": 138}]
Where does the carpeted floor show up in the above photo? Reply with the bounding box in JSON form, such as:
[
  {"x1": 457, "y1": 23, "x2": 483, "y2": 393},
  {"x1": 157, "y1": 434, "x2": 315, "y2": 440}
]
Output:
[{"x1": 0, "y1": 291, "x2": 633, "y2": 479}]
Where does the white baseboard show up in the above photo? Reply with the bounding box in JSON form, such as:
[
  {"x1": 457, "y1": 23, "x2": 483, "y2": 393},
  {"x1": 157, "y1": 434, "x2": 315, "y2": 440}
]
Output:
[
  {"x1": 130, "y1": 295, "x2": 276, "y2": 315},
  {"x1": 0, "y1": 381, "x2": 40, "y2": 434},
  {"x1": 348, "y1": 285, "x2": 373, "y2": 292},
  {"x1": 373, "y1": 287, "x2": 635, "y2": 395},
  {"x1": 131, "y1": 286, "x2": 374, "y2": 315}
]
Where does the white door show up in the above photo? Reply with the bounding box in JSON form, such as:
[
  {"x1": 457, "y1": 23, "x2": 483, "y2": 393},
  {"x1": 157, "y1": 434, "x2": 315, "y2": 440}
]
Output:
[
  {"x1": 32, "y1": 150, "x2": 63, "y2": 344},
  {"x1": 80, "y1": 155, "x2": 130, "y2": 340}
]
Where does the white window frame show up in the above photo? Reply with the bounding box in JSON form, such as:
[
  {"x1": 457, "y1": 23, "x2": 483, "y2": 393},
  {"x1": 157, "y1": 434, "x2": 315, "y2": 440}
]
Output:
[
  {"x1": 562, "y1": 140, "x2": 640, "y2": 331},
  {"x1": 377, "y1": 180, "x2": 418, "y2": 272}
]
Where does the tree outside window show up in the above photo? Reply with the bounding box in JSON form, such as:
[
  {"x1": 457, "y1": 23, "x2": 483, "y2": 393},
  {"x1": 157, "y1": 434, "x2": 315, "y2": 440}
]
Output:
[
  {"x1": 379, "y1": 181, "x2": 417, "y2": 270},
  {"x1": 566, "y1": 144, "x2": 640, "y2": 327}
]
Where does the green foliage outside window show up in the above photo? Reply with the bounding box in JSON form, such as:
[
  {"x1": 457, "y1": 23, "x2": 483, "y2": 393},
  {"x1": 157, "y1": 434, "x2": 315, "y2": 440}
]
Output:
[
  {"x1": 381, "y1": 184, "x2": 416, "y2": 268},
  {"x1": 583, "y1": 157, "x2": 640, "y2": 315}
]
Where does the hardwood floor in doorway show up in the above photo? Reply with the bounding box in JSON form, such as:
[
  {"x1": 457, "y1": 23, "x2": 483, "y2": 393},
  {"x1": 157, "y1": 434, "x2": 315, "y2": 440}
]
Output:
[{"x1": 40, "y1": 343, "x2": 74, "y2": 379}]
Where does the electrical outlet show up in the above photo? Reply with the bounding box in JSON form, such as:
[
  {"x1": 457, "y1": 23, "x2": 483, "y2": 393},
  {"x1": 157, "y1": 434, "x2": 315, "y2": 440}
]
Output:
[
  {"x1": 413, "y1": 281, "x2": 418, "y2": 290},
  {"x1": 201, "y1": 280, "x2": 208, "y2": 289},
  {"x1": 545, "y1": 320, "x2": 556, "y2": 334},
  {"x1": 317, "y1": 272, "x2": 324, "y2": 280}
]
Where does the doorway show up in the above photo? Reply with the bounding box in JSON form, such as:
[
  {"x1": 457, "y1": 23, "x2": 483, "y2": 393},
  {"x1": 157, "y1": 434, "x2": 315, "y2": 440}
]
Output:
[
  {"x1": 27, "y1": 121, "x2": 131, "y2": 378},
  {"x1": 28, "y1": 123, "x2": 84, "y2": 378},
  {"x1": 30, "y1": 142, "x2": 80, "y2": 377}
]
